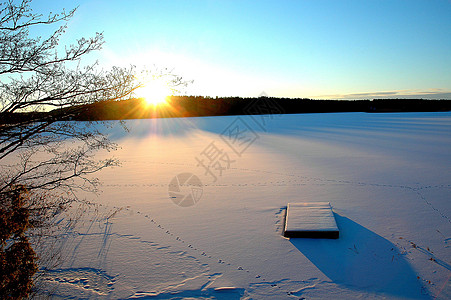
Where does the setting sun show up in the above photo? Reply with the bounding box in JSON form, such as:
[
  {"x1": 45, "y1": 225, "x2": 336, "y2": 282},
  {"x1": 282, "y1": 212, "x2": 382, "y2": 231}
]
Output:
[{"x1": 137, "y1": 78, "x2": 172, "y2": 107}]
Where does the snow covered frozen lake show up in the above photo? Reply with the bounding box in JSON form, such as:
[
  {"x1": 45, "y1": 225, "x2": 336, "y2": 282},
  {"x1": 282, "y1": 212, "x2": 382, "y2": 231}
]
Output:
[{"x1": 38, "y1": 112, "x2": 451, "y2": 299}]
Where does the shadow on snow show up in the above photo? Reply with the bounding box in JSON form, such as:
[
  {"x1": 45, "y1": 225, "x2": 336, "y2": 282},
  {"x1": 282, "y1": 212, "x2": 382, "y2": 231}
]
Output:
[{"x1": 290, "y1": 214, "x2": 429, "y2": 299}]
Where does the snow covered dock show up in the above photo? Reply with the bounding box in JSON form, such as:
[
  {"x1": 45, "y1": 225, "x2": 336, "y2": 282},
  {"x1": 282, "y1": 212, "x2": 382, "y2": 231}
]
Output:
[{"x1": 284, "y1": 202, "x2": 339, "y2": 238}]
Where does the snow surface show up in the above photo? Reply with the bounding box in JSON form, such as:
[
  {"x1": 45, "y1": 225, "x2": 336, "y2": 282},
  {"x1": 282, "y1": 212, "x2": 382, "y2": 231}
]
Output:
[{"x1": 36, "y1": 112, "x2": 451, "y2": 299}]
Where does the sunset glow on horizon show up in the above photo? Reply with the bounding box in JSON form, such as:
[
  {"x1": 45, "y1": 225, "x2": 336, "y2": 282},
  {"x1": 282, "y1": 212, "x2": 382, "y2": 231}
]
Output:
[{"x1": 137, "y1": 78, "x2": 172, "y2": 107}]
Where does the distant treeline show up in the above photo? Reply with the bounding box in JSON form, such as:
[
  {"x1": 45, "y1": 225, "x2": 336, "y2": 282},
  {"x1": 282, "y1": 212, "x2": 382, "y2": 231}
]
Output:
[{"x1": 3, "y1": 96, "x2": 451, "y2": 123}]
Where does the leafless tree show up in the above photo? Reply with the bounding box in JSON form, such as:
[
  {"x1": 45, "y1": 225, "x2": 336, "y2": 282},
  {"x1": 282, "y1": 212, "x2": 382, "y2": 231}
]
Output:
[
  {"x1": 0, "y1": 0, "x2": 155, "y2": 297},
  {"x1": 0, "y1": 0, "x2": 141, "y2": 191}
]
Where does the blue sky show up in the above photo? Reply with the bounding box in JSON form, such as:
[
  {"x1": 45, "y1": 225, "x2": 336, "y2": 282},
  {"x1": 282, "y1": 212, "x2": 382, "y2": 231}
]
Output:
[{"x1": 35, "y1": 0, "x2": 451, "y2": 99}]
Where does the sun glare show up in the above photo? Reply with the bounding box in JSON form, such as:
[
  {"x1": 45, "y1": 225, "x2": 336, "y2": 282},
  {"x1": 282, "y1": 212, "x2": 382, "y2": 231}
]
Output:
[{"x1": 138, "y1": 78, "x2": 172, "y2": 107}]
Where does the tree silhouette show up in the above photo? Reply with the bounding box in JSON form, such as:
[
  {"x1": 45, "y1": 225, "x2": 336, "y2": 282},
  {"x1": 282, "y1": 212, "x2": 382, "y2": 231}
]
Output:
[{"x1": 0, "y1": 1, "x2": 141, "y2": 297}]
